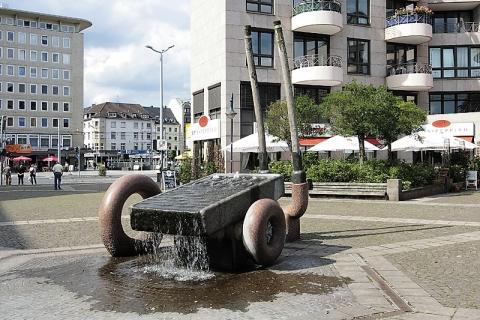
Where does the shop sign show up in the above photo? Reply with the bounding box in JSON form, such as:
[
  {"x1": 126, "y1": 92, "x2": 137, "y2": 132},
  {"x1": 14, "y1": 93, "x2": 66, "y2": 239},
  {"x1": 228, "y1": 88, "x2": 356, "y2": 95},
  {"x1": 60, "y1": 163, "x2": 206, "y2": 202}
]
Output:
[
  {"x1": 423, "y1": 120, "x2": 474, "y2": 136},
  {"x1": 191, "y1": 116, "x2": 220, "y2": 141},
  {"x1": 5, "y1": 144, "x2": 32, "y2": 154}
]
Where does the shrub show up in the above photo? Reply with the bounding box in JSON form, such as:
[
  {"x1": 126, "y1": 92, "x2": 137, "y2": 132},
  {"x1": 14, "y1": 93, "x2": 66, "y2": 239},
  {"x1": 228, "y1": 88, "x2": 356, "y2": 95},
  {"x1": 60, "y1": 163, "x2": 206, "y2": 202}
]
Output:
[
  {"x1": 98, "y1": 164, "x2": 106, "y2": 176},
  {"x1": 269, "y1": 161, "x2": 293, "y2": 181},
  {"x1": 179, "y1": 159, "x2": 192, "y2": 184}
]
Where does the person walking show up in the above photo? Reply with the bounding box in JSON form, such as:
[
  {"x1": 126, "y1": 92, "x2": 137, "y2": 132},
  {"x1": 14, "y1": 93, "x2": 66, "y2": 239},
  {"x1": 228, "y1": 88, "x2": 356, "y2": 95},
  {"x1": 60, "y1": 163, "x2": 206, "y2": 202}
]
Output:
[
  {"x1": 17, "y1": 164, "x2": 25, "y2": 185},
  {"x1": 52, "y1": 161, "x2": 63, "y2": 190},
  {"x1": 29, "y1": 165, "x2": 37, "y2": 185},
  {"x1": 2, "y1": 164, "x2": 12, "y2": 186}
]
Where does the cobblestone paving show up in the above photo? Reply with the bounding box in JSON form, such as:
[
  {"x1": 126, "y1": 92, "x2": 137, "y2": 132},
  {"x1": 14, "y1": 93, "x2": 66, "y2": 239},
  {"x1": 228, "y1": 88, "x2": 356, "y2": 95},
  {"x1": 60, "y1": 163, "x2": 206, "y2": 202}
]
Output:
[{"x1": 388, "y1": 241, "x2": 480, "y2": 309}]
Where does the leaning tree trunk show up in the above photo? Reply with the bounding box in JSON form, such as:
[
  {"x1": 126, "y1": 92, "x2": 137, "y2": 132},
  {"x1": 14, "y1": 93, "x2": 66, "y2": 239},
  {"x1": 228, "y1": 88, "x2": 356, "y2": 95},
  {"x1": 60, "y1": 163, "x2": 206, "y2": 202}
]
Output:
[
  {"x1": 387, "y1": 143, "x2": 393, "y2": 162},
  {"x1": 358, "y1": 135, "x2": 366, "y2": 164}
]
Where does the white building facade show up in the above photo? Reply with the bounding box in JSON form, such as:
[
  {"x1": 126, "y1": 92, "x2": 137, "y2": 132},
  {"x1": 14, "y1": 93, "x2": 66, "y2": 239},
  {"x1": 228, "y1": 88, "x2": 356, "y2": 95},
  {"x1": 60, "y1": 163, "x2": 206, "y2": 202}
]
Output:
[{"x1": 191, "y1": 0, "x2": 480, "y2": 171}]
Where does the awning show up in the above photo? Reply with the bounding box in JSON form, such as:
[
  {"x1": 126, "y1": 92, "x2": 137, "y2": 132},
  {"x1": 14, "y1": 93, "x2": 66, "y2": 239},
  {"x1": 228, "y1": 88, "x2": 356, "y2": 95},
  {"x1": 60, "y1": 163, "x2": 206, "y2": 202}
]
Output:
[
  {"x1": 366, "y1": 138, "x2": 381, "y2": 145},
  {"x1": 299, "y1": 137, "x2": 329, "y2": 146},
  {"x1": 456, "y1": 136, "x2": 474, "y2": 143}
]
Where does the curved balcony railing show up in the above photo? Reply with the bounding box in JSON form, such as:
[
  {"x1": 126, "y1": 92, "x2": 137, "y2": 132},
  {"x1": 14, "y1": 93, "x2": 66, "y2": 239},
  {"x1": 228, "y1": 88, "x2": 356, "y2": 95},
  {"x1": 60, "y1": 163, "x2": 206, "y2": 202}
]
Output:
[
  {"x1": 387, "y1": 63, "x2": 432, "y2": 76},
  {"x1": 293, "y1": 54, "x2": 342, "y2": 70},
  {"x1": 293, "y1": 0, "x2": 341, "y2": 16},
  {"x1": 385, "y1": 13, "x2": 432, "y2": 28}
]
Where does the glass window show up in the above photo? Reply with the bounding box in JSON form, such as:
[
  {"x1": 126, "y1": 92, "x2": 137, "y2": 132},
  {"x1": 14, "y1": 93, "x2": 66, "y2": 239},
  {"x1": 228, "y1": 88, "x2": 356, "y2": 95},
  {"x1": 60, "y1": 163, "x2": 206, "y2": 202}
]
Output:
[
  {"x1": 63, "y1": 53, "x2": 71, "y2": 65},
  {"x1": 7, "y1": 31, "x2": 14, "y2": 42},
  {"x1": 41, "y1": 118, "x2": 48, "y2": 128},
  {"x1": 41, "y1": 101, "x2": 48, "y2": 111},
  {"x1": 30, "y1": 84, "x2": 37, "y2": 94},
  {"x1": 18, "y1": 32, "x2": 26, "y2": 44},
  {"x1": 30, "y1": 50, "x2": 38, "y2": 61},
  {"x1": 41, "y1": 35, "x2": 48, "y2": 46},
  {"x1": 63, "y1": 38, "x2": 70, "y2": 48},
  {"x1": 7, "y1": 65, "x2": 14, "y2": 76},
  {"x1": 347, "y1": 0, "x2": 369, "y2": 25},
  {"x1": 18, "y1": 49, "x2": 26, "y2": 60},
  {"x1": 7, "y1": 82, "x2": 13, "y2": 92},
  {"x1": 41, "y1": 52, "x2": 48, "y2": 62},
  {"x1": 251, "y1": 29, "x2": 274, "y2": 67},
  {"x1": 41, "y1": 68, "x2": 48, "y2": 78},
  {"x1": 30, "y1": 34, "x2": 38, "y2": 45},
  {"x1": 52, "y1": 53, "x2": 60, "y2": 63},
  {"x1": 7, "y1": 48, "x2": 14, "y2": 59},
  {"x1": 63, "y1": 86, "x2": 70, "y2": 96},
  {"x1": 18, "y1": 66, "x2": 26, "y2": 77},
  {"x1": 52, "y1": 102, "x2": 59, "y2": 112},
  {"x1": 63, "y1": 70, "x2": 70, "y2": 80},
  {"x1": 293, "y1": 33, "x2": 329, "y2": 61},
  {"x1": 348, "y1": 38, "x2": 370, "y2": 74},
  {"x1": 52, "y1": 36, "x2": 60, "y2": 47},
  {"x1": 18, "y1": 117, "x2": 26, "y2": 127},
  {"x1": 431, "y1": 46, "x2": 480, "y2": 78},
  {"x1": 30, "y1": 101, "x2": 37, "y2": 111},
  {"x1": 52, "y1": 85, "x2": 59, "y2": 95},
  {"x1": 430, "y1": 92, "x2": 480, "y2": 114},
  {"x1": 63, "y1": 118, "x2": 69, "y2": 128},
  {"x1": 41, "y1": 136, "x2": 49, "y2": 148},
  {"x1": 246, "y1": 0, "x2": 273, "y2": 14},
  {"x1": 52, "y1": 69, "x2": 59, "y2": 79},
  {"x1": 18, "y1": 83, "x2": 26, "y2": 93},
  {"x1": 41, "y1": 85, "x2": 48, "y2": 95},
  {"x1": 18, "y1": 101, "x2": 26, "y2": 110},
  {"x1": 31, "y1": 118, "x2": 37, "y2": 128},
  {"x1": 53, "y1": 118, "x2": 59, "y2": 128}
]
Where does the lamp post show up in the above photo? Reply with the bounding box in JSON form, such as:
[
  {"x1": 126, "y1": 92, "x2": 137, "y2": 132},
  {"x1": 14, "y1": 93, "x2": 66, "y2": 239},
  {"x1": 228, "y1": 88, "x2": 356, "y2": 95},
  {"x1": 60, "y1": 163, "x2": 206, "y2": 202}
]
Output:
[
  {"x1": 57, "y1": 121, "x2": 61, "y2": 164},
  {"x1": 146, "y1": 44, "x2": 174, "y2": 169},
  {"x1": 226, "y1": 93, "x2": 237, "y2": 173}
]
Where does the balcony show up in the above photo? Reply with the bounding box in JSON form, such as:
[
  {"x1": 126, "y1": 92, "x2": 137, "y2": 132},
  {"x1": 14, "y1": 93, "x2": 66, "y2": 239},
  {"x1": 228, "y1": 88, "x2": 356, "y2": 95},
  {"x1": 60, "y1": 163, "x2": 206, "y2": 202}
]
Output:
[
  {"x1": 385, "y1": 13, "x2": 433, "y2": 44},
  {"x1": 292, "y1": 54, "x2": 343, "y2": 86},
  {"x1": 386, "y1": 63, "x2": 433, "y2": 91},
  {"x1": 433, "y1": 22, "x2": 480, "y2": 34},
  {"x1": 428, "y1": 0, "x2": 480, "y2": 11},
  {"x1": 292, "y1": 0, "x2": 343, "y2": 35}
]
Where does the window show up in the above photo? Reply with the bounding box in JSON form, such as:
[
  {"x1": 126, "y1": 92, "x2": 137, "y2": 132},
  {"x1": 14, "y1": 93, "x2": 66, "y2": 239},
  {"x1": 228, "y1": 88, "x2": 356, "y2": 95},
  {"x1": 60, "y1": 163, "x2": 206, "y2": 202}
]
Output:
[
  {"x1": 52, "y1": 36, "x2": 60, "y2": 47},
  {"x1": 347, "y1": 0, "x2": 369, "y2": 25},
  {"x1": 30, "y1": 118, "x2": 37, "y2": 128},
  {"x1": 41, "y1": 51, "x2": 48, "y2": 62},
  {"x1": 41, "y1": 35, "x2": 48, "y2": 46},
  {"x1": 18, "y1": 49, "x2": 26, "y2": 60},
  {"x1": 63, "y1": 53, "x2": 70, "y2": 64},
  {"x1": 111, "y1": 132, "x2": 116, "y2": 139},
  {"x1": 41, "y1": 68, "x2": 48, "y2": 78},
  {"x1": 7, "y1": 48, "x2": 14, "y2": 59},
  {"x1": 7, "y1": 100, "x2": 14, "y2": 109},
  {"x1": 18, "y1": 117, "x2": 26, "y2": 127},
  {"x1": 111, "y1": 121, "x2": 116, "y2": 128},
  {"x1": 251, "y1": 29, "x2": 274, "y2": 67},
  {"x1": 30, "y1": 34, "x2": 38, "y2": 45},
  {"x1": 52, "y1": 85, "x2": 59, "y2": 95},
  {"x1": 63, "y1": 118, "x2": 69, "y2": 128},
  {"x1": 433, "y1": 11, "x2": 473, "y2": 33},
  {"x1": 120, "y1": 143, "x2": 126, "y2": 150},
  {"x1": 51, "y1": 137, "x2": 58, "y2": 148},
  {"x1": 7, "y1": 31, "x2": 14, "y2": 42},
  {"x1": 63, "y1": 70, "x2": 70, "y2": 80},
  {"x1": 52, "y1": 53, "x2": 60, "y2": 63},
  {"x1": 52, "y1": 69, "x2": 59, "y2": 79},
  {"x1": 41, "y1": 85, "x2": 48, "y2": 95},
  {"x1": 7, "y1": 117, "x2": 14, "y2": 127},
  {"x1": 41, "y1": 136, "x2": 49, "y2": 148},
  {"x1": 18, "y1": 32, "x2": 26, "y2": 44},
  {"x1": 63, "y1": 38, "x2": 70, "y2": 48},
  {"x1": 134, "y1": 122, "x2": 139, "y2": 129},
  {"x1": 17, "y1": 135, "x2": 27, "y2": 144},
  {"x1": 18, "y1": 83, "x2": 26, "y2": 93},
  {"x1": 121, "y1": 132, "x2": 126, "y2": 140},
  {"x1": 53, "y1": 118, "x2": 59, "y2": 128},
  {"x1": 430, "y1": 46, "x2": 480, "y2": 78},
  {"x1": 0, "y1": 48, "x2": 2, "y2": 59},
  {"x1": 18, "y1": 100, "x2": 26, "y2": 110},
  {"x1": 41, "y1": 118, "x2": 48, "y2": 128},
  {"x1": 30, "y1": 84, "x2": 37, "y2": 94},
  {"x1": 347, "y1": 38, "x2": 370, "y2": 75},
  {"x1": 293, "y1": 33, "x2": 329, "y2": 61},
  {"x1": 111, "y1": 143, "x2": 116, "y2": 150},
  {"x1": 29, "y1": 136, "x2": 39, "y2": 148},
  {"x1": 63, "y1": 86, "x2": 70, "y2": 96},
  {"x1": 52, "y1": 102, "x2": 59, "y2": 111},
  {"x1": 7, "y1": 82, "x2": 13, "y2": 92},
  {"x1": 430, "y1": 92, "x2": 480, "y2": 114},
  {"x1": 18, "y1": 66, "x2": 26, "y2": 77},
  {"x1": 30, "y1": 101, "x2": 37, "y2": 111},
  {"x1": 63, "y1": 137, "x2": 71, "y2": 148},
  {"x1": 240, "y1": 81, "x2": 281, "y2": 137},
  {"x1": 41, "y1": 101, "x2": 48, "y2": 111},
  {"x1": 30, "y1": 50, "x2": 38, "y2": 61},
  {"x1": 246, "y1": 0, "x2": 273, "y2": 14},
  {"x1": 63, "y1": 102, "x2": 69, "y2": 112},
  {"x1": 7, "y1": 65, "x2": 14, "y2": 76},
  {"x1": 120, "y1": 121, "x2": 126, "y2": 128}
]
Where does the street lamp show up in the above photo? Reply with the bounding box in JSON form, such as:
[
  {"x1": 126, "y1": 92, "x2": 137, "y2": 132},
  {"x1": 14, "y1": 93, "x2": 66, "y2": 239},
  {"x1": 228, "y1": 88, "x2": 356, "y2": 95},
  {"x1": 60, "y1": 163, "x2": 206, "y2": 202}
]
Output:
[
  {"x1": 145, "y1": 44, "x2": 174, "y2": 169},
  {"x1": 226, "y1": 93, "x2": 237, "y2": 173}
]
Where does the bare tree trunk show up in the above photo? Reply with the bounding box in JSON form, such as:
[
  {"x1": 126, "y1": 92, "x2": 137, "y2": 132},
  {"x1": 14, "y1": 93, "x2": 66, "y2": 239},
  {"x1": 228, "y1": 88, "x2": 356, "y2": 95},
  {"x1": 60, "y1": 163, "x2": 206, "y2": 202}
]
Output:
[
  {"x1": 273, "y1": 21, "x2": 305, "y2": 183},
  {"x1": 358, "y1": 135, "x2": 366, "y2": 164},
  {"x1": 244, "y1": 25, "x2": 268, "y2": 173},
  {"x1": 388, "y1": 143, "x2": 393, "y2": 162}
]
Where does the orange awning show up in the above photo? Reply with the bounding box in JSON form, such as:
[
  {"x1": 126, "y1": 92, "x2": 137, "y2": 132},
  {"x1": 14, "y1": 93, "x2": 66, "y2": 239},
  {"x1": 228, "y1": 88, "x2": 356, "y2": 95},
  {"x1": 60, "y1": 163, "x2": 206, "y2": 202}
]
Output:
[
  {"x1": 456, "y1": 136, "x2": 474, "y2": 143},
  {"x1": 299, "y1": 137, "x2": 329, "y2": 146},
  {"x1": 366, "y1": 138, "x2": 381, "y2": 145}
]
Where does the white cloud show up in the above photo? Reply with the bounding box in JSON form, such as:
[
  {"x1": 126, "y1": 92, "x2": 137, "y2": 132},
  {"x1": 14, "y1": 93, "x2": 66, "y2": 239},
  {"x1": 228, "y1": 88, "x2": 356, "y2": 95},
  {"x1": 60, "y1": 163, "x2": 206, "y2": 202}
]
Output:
[{"x1": 11, "y1": 0, "x2": 191, "y2": 107}]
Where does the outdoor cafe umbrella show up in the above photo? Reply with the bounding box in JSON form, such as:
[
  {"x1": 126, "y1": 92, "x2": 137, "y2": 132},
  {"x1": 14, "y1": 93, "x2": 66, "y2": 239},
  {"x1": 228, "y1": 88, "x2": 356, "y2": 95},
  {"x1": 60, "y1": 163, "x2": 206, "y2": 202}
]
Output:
[
  {"x1": 222, "y1": 133, "x2": 289, "y2": 153},
  {"x1": 308, "y1": 135, "x2": 379, "y2": 152},
  {"x1": 12, "y1": 156, "x2": 32, "y2": 162},
  {"x1": 42, "y1": 156, "x2": 59, "y2": 162},
  {"x1": 387, "y1": 131, "x2": 477, "y2": 152}
]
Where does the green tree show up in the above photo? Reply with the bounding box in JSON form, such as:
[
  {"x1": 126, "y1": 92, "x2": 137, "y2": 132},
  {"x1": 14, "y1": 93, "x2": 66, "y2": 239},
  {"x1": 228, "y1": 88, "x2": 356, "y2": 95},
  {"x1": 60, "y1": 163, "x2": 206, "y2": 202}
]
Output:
[
  {"x1": 373, "y1": 87, "x2": 426, "y2": 161},
  {"x1": 265, "y1": 95, "x2": 323, "y2": 150},
  {"x1": 320, "y1": 81, "x2": 378, "y2": 163}
]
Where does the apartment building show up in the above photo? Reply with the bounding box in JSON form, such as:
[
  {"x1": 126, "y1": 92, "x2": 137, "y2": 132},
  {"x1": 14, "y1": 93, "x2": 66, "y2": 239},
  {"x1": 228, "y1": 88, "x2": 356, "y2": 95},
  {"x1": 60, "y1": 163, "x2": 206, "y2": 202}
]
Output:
[
  {"x1": 167, "y1": 98, "x2": 192, "y2": 152},
  {"x1": 0, "y1": 6, "x2": 91, "y2": 158},
  {"x1": 191, "y1": 0, "x2": 480, "y2": 171},
  {"x1": 83, "y1": 102, "x2": 155, "y2": 153},
  {"x1": 144, "y1": 105, "x2": 183, "y2": 156}
]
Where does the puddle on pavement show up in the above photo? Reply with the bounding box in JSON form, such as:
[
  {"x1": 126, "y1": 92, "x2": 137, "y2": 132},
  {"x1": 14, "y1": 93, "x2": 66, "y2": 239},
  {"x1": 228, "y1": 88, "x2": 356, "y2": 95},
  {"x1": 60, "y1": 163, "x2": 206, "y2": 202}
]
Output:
[{"x1": 17, "y1": 253, "x2": 351, "y2": 315}]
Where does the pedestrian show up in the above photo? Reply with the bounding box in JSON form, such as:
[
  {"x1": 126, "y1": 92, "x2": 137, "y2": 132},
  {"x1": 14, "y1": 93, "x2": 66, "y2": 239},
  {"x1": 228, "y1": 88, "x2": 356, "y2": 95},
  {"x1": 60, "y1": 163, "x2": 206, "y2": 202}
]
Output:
[
  {"x1": 2, "y1": 164, "x2": 12, "y2": 186},
  {"x1": 52, "y1": 161, "x2": 63, "y2": 190},
  {"x1": 29, "y1": 164, "x2": 37, "y2": 185},
  {"x1": 17, "y1": 164, "x2": 25, "y2": 185}
]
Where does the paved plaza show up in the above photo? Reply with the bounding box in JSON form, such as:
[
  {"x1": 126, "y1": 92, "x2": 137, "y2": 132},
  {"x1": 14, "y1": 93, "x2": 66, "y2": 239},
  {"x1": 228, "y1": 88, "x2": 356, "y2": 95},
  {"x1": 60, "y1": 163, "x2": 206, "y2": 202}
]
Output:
[{"x1": 1, "y1": 176, "x2": 480, "y2": 319}]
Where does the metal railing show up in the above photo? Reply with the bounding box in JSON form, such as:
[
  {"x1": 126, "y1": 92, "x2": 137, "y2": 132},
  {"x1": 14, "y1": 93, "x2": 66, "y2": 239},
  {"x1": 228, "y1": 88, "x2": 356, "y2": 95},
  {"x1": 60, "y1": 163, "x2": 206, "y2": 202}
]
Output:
[
  {"x1": 433, "y1": 22, "x2": 480, "y2": 33},
  {"x1": 385, "y1": 12, "x2": 432, "y2": 28},
  {"x1": 293, "y1": 0, "x2": 341, "y2": 16},
  {"x1": 293, "y1": 54, "x2": 342, "y2": 69},
  {"x1": 387, "y1": 62, "x2": 432, "y2": 76}
]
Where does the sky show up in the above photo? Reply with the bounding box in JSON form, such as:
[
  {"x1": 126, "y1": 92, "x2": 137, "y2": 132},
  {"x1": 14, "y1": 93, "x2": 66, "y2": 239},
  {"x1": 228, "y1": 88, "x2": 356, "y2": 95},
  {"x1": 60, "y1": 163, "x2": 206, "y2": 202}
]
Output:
[{"x1": 11, "y1": 0, "x2": 191, "y2": 107}]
